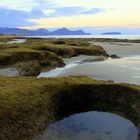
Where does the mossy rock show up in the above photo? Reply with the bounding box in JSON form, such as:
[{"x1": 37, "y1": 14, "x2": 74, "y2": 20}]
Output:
[
  {"x1": 0, "y1": 48, "x2": 44, "y2": 65},
  {"x1": 16, "y1": 61, "x2": 42, "y2": 76},
  {"x1": 0, "y1": 76, "x2": 140, "y2": 140},
  {"x1": 0, "y1": 38, "x2": 107, "y2": 76}
]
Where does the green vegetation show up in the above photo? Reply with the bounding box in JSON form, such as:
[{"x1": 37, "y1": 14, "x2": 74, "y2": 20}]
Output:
[
  {"x1": 24, "y1": 38, "x2": 106, "y2": 57},
  {"x1": 16, "y1": 61, "x2": 41, "y2": 76},
  {"x1": 0, "y1": 37, "x2": 13, "y2": 43},
  {"x1": 0, "y1": 47, "x2": 64, "y2": 76},
  {"x1": 0, "y1": 38, "x2": 107, "y2": 76},
  {"x1": 0, "y1": 76, "x2": 139, "y2": 140}
]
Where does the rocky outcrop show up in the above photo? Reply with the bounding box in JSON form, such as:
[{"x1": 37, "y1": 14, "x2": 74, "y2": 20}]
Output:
[{"x1": 0, "y1": 76, "x2": 139, "y2": 140}]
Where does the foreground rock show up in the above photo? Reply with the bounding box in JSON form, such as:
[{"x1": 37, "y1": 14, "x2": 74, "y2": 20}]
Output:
[{"x1": 0, "y1": 76, "x2": 139, "y2": 140}]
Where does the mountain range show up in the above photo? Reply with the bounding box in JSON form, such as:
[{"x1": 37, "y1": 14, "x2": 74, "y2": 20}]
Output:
[{"x1": 0, "y1": 27, "x2": 90, "y2": 36}]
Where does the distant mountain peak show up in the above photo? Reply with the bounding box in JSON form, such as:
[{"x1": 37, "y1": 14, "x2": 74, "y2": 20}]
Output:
[
  {"x1": 0, "y1": 27, "x2": 90, "y2": 36},
  {"x1": 51, "y1": 28, "x2": 90, "y2": 35},
  {"x1": 37, "y1": 28, "x2": 48, "y2": 31},
  {"x1": 36, "y1": 28, "x2": 50, "y2": 34},
  {"x1": 61, "y1": 27, "x2": 69, "y2": 30},
  {"x1": 55, "y1": 28, "x2": 70, "y2": 32}
]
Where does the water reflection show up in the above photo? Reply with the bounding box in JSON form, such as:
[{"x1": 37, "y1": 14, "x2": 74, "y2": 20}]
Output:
[
  {"x1": 7, "y1": 39, "x2": 26, "y2": 44},
  {"x1": 38, "y1": 55, "x2": 140, "y2": 85},
  {"x1": 0, "y1": 39, "x2": 26, "y2": 44},
  {"x1": 36, "y1": 112, "x2": 138, "y2": 140},
  {"x1": 38, "y1": 55, "x2": 100, "y2": 78}
]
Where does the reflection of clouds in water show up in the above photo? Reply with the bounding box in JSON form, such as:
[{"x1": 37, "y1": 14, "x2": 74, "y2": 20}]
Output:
[
  {"x1": 39, "y1": 55, "x2": 140, "y2": 85},
  {"x1": 131, "y1": 67, "x2": 140, "y2": 70},
  {"x1": 38, "y1": 62, "x2": 78, "y2": 78},
  {"x1": 117, "y1": 64, "x2": 127, "y2": 68},
  {"x1": 123, "y1": 55, "x2": 140, "y2": 61},
  {"x1": 133, "y1": 76, "x2": 140, "y2": 79},
  {"x1": 93, "y1": 42, "x2": 140, "y2": 57},
  {"x1": 36, "y1": 112, "x2": 138, "y2": 140}
]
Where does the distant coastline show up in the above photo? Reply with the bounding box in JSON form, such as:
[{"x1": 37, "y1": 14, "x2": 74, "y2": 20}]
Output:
[
  {"x1": 102, "y1": 32, "x2": 121, "y2": 35},
  {"x1": 25, "y1": 35, "x2": 140, "y2": 40}
]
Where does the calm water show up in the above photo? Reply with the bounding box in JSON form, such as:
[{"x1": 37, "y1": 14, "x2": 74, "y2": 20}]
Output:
[
  {"x1": 39, "y1": 55, "x2": 140, "y2": 85},
  {"x1": 7, "y1": 39, "x2": 26, "y2": 44},
  {"x1": 93, "y1": 42, "x2": 140, "y2": 57},
  {"x1": 0, "y1": 68, "x2": 19, "y2": 76},
  {"x1": 39, "y1": 41, "x2": 140, "y2": 85},
  {"x1": 26, "y1": 35, "x2": 140, "y2": 40},
  {"x1": 36, "y1": 112, "x2": 138, "y2": 140},
  {"x1": 60, "y1": 56, "x2": 140, "y2": 85},
  {"x1": 0, "y1": 39, "x2": 26, "y2": 44},
  {"x1": 39, "y1": 55, "x2": 100, "y2": 78}
]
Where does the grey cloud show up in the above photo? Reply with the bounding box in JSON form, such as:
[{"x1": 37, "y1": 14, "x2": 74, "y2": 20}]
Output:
[{"x1": 0, "y1": 7, "x2": 45, "y2": 27}]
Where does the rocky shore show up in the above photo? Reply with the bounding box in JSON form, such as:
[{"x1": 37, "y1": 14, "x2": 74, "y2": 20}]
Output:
[{"x1": 0, "y1": 36, "x2": 140, "y2": 140}]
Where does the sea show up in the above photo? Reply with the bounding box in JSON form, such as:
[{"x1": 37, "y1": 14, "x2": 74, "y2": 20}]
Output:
[{"x1": 26, "y1": 35, "x2": 140, "y2": 40}]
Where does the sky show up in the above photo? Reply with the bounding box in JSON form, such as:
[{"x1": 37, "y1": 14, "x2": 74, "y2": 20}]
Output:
[{"x1": 0, "y1": 0, "x2": 140, "y2": 34}]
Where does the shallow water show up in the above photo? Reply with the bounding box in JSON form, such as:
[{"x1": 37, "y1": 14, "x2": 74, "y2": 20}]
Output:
[
  {"x1": 39, "y1": 40, "x2": 140, "y2": 85},
  {"x1": 93, "y1": 42, "x2": 140, "y2": 57},
  {"x1": 39, "y1": 55, "x2": 140, "y2": 85},
  {"x1": 60, "y1": 56, "x2": 140, "y2": 85},
  {"x1": 0, "y1": 39, "x2": 26, "y2": 44},
  {"x1": 7, "y1": 39, "x2": 26, "y2": 44},
  {"x1": 36, "y1": 112, "x2": 138, "y2": 140},
  {"x1": 38, "y1": 55, "x2": 100, "y2": 78},
  {"x1": 0, "y1": 68, "x2": 19, "y2": 76}
]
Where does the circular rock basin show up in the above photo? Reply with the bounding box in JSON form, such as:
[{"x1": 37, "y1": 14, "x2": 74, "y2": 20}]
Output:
[{"x1": 36, "y1": 111, "x2": 138, "y2": 140}]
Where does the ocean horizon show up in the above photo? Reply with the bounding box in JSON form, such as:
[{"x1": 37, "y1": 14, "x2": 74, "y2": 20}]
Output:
[{"x1": 26, "y1": 35, "x2": 140, "y2": 40}]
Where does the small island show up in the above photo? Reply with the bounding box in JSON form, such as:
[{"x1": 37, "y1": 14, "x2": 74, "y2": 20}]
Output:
[{"x1": 102, "y1": 32, "x2": 122, "y2": 35}]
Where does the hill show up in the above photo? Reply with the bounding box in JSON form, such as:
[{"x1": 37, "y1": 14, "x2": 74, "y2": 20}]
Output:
[{"x1": 0, "y1": 27, "x2": 90, "y2": 36}]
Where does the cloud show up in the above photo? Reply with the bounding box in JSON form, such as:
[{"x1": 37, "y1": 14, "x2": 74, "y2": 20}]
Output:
[
  {"x1": 30, "y1": 8, "x2": 46, "y2": 18},
  {"x1": 82, "y1": 8, "x2": 103, "y2": 14},
  {"x1": 0, "y1": 5, "x2": 104, "y2": 28},
  {"x1": 31, "y1": 0, "x2": 54, "y2": 10},
  {"x1": 0, "y1": 7, "x2": 46, "y2": 27},
  {"x1": 46, "y1": 7, "x2": 104, "y2": 17}
]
